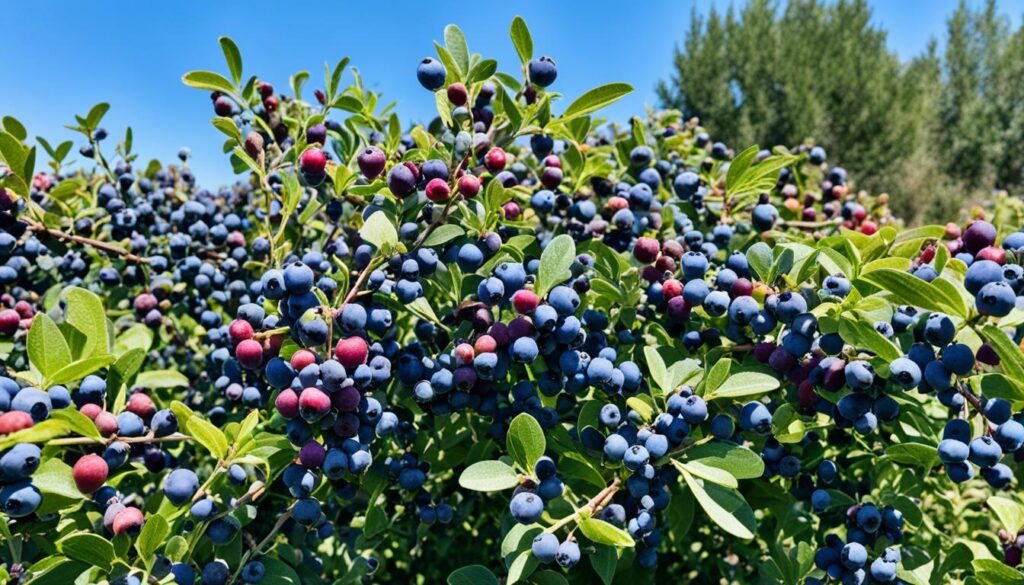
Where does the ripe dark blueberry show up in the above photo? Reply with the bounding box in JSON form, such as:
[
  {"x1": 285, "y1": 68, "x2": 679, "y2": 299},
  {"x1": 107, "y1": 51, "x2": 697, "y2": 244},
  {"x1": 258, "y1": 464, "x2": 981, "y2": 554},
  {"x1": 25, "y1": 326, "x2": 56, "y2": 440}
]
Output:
[
  {"x1": 528, "y1": 56, "x2": 558, "y2": 87},
  {"x1": 416, "y1": 58, "x2": 447, "y2": 91},
  {"x1": 509, "y1": 492, "x2": 544, "y2": 524},
  {"x1": 532, "y1": 532, "x2": 559, "y2": 563}
]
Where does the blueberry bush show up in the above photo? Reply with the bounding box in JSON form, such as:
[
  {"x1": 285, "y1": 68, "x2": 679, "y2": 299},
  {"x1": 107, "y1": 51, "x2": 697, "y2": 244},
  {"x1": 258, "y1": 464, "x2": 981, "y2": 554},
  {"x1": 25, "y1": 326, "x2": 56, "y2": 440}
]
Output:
[{"x1": 3, "y1": 16, "x2": 1024, "y2": 585}]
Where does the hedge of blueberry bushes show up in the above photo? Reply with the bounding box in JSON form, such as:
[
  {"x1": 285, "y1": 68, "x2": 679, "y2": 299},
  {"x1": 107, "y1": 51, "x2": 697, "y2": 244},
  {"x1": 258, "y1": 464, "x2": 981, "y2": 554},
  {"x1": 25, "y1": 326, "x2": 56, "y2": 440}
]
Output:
[{"x1": 3, "y1": 16, "x2": 1024, "y2": 585}]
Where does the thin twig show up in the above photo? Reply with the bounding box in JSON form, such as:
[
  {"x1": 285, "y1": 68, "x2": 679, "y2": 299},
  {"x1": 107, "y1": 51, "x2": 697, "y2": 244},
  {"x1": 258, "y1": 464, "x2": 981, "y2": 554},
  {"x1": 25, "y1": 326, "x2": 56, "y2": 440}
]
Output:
[{"x1": 26, "y1": 220, "x2": 150, "y2": 264}]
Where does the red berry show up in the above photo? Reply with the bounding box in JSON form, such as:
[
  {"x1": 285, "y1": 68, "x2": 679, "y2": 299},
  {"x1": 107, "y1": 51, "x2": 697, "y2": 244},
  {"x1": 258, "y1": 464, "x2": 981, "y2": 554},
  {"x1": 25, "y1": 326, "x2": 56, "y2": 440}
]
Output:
[
  {"x1": 0, "y1": 309, "x2": 18, "y2": 334},
  {"x1": 258, "y1": 81, "x2": 274, "y2": 98},
  {"x1": 357, "y1": 146, "x2": 386, "y2": 180},
  {"x1": 126, "y1": 393, "x2": 155, "y2": 421},
  {"x1": 606, "y1": 196, "x2": 629, "y2": 211},
  {"x1": 290, "y1": 349, "x2": 318, "y2": 371},
  {"x1": 662, "y1": 279, "x2": 683, "y2": 299},
  {"x1": 447, "y1": 83, "x2": 468, "y2": 106},
  {"x1": 945, "y1": 222, "x2": 962, "y2": 239},
  {"x1": 859, "y1": 221, "x2": 877, "y2": 235},
  {"x1": 275, "y1": 389, "x2": 299, "y2": 419},
  {"x1": 633, "y1": 237, "x2": 660, "y2": 264},
  {"x1": 474, "y1": 335, "x2": 498, "y2": 354},
  {"x1": 73, "y1": 454, "x2": 109, "y2": 494},
  {"x1": 425, "y1": 178, "x2": 451, "y2": 202},
  {"x1": 731, "y1": 278, "x2": 754, "y2": 298},
  {"x1": 133, "y1": 293, "x2": 157, "y2": 315},
  {"x1": 236, "y1": 339, "x2": 264, "y2": 369},
  {"x1": 80, "y1": 403, "x2": 103, "y2": 420},
  {"x1": 300, "y1": 148, "x2": 327, "y2": 175},
  {"x1": 94, "y1": 412, "x2": 118, "y2": 436},
  {"x1": 502, "y1": 202, "x2": 521, "y2": 219},
  {"x1": 229, "y1": 319, "x2": 254, "y2": 344},
  {"x1": 453, "y1": 343, "x2": 476, "y2": 365},
  {"x1": 484, "y1": 147, "x2": 506, "y2": 172},
  {"x1": 543, "y1": 155, "x2": 561, "y2": 168},
  {"x1": 214, "y1": 96, "x2": 233, "y2": 116},
  {"x1": 334, "y1": 336, "x2": 368, "y2": 368},
  {"x1": 0, "y1": 411, "x2": 33, "y2": 434},
  {"x1": 263, "y1": 95, "x2": 279, "y2": 112},
  {"x1": 458, "y1": 174, "x2": 480, "y2": 199},
  {"x1": 978, "y1": 246, "x2": 1006, "y2": 264},
  {"x1": 13, "y1": 301, "x2": 33, "y2": 319},
  {"x1": 512, "y1": 290, "x2": 539, "y2": 314},
  {"x1": 797, "y1": 380, "x2": 818, "y2": 409},
  {"x1": 299, "y1": 387, "x2": 332, "y2": 421},
  {"x1": 919, "y1": 245, "x2": 936, "y2": 264},
  {"x1": 112, "y1": 506, "x2": 145, "y2": 535}
]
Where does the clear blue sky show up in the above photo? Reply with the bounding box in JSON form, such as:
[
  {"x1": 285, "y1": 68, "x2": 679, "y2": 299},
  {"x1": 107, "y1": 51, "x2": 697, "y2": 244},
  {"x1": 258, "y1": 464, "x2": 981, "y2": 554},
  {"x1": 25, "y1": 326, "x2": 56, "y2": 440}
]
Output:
[{"x1": 2, "y1": 1, "x2": 1022, "y2": 187}]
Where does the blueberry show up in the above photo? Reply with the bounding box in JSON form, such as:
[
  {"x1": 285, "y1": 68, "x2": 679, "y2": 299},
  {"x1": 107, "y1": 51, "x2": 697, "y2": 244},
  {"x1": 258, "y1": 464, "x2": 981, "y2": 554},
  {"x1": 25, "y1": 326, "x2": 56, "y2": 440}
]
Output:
[
  {"x1": 0, "y1": 480, "x2": 42, "y2": 517},
  {"x1": 739, "y1": 401, "x2": 772, "y2": 433},
  {"x1": 555, "y1": 540, "x2": 581, "y2": 567},
  {"x1": 528, "y1": 56, "x2": 558, "y2": 87},
  {"x1": 888, "y1": 357, "x2": 921, "y2": 389},
  {"x1": 532, "y1": 532, "x2": 559, "y2": 563},
  {"x1": 976, "y1": 281, "x2": 1016, "y2": 316},
  {"x1": 923, "y1": 313, "x2": 955, "y2": 346},
  {"x1": 163, "y1": 468, "x2": 200, "y2": 505},
  {"x1": 0, "y1": 443, "x2": 40, "y2": 481},
  {"x1": 841, "y1": 542, "x2": 868, "y2": 570},
  {"x1": 509, "y1": 492, "x2": 544, "y2": 524},
  {"x1": 416, "y1": 57, "x2": 447, "y2": 90},
  {"x1": 969, "y1": 435, "x2": 1003, "y2": 468}
]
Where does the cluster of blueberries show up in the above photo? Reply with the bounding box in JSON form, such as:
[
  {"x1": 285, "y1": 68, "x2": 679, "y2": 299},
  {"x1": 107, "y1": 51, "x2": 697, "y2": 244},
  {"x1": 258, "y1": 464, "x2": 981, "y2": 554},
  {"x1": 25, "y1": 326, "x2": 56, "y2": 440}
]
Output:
[{"x1": 5, "y1": 22, "x2": 1024, "y2": 584}]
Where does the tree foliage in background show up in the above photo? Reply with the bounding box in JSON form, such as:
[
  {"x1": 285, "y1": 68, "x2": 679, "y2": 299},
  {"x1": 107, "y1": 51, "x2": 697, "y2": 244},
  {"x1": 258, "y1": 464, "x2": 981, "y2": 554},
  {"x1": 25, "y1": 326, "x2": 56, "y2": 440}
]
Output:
[{"x1": 657, "y1": 0, "x2": 1024, "y2": 225}]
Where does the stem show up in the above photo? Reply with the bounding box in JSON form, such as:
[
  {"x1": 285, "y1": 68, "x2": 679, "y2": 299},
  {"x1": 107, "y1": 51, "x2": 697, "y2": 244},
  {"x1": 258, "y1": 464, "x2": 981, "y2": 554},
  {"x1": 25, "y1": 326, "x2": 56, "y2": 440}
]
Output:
[
  {"x1": 779, "y1": 219, "x2": 841, "y2": 230},
  {"x1": 231, "y1": 510, "x2": 293, "y2": 581},
  {"x1": 26, "y1": 221, "x2": 150, "y2": 264},
  {"x1": 47, "y1": 432, "x2": 192, "y2": 446},
  {"x1": 544, "y1": 477, "x2": 622, "y2": 534}
]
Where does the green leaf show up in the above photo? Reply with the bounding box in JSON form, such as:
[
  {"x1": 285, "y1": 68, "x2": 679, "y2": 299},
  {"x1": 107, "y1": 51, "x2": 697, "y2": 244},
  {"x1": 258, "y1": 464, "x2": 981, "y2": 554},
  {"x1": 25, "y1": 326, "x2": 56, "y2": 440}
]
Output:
[
  {"x1": 135, "y1": 369, "x2": 190, "y2": 389},
  {"x1": 746, "y1": 242, "x2": 773, "y2": 281},
  {"x1": 171, "y1": 401, "x2": 228, "y2": 460},
  {"x1": 218, "y1": 36, "x2": 243, "y2": 85},
  {"x1": 643, "y1": 347, "x2": 670, "y2": 394},
  {"x1": 856, "y1": 268, "x2": 966, "y2": 318},
  {"x1": 680, "y1": 467, "x2": 756, "y2": 539},
  {"x1": 510, "y1": 16, "x2": 533, "y2": 65},
  {"x1": 48, "y1": 354, "x2": 116, "y2": 386},
  {"x1": 535, "y1": 234, "x2": 576, "y2": 298},
  {"x1": 50, "y1": 408, "x2": 101, "y2": 440},
  {"x1": 58, "y1": 533, "x2": 114, "y2": 568},
  {"x1": 360, "y1": 210, "x2": 398, "y2": 251},
  {"x1": 837, "y1": 315, "x2": 902, "y2": 363},
  {"x1": 578, "y1": 514, "x2": 634, "y2": 547},
  {"x1": 707, "y1": 372, "x2": 780, "y2": 400},
  {"x1": 85, "y1": 103, "x2": 110, "y2": 131},
  {"x1": 973, "y1": 559, "x2": 1024, "y2": 584},
  {"x1": 448, "y1": 565, "x2": 499, "y2": 585},
  {"x1": 181, "y1": 70, "x2": 236, "y2": 95},
  {"x1": 33, "y1": 458, "x2": 85, "y2": 514},
  {"x1": 532, "y1": 570, "x2": 569, "y2": 585},
  {"x1": 684, "y1": 442, "x2": 765, "y2": 480},
  {"x1": 506, "y1": 413, "x2": 546, "y2": 472},
  {"x1": 62, "y1": 286, "x2": 108, "y2": 357},
  {"x1": 988, "y1": 496, "x2": 1024, "y2": 535},
  {"x1": 423, "y1": 224, "x2": 465, "y2": 247},
  {"x1": 678, "y1": 460, "x2": 737, "y2": 488},
  {"x1": 3, "y1": 116, "x2": 27, "y2": 141},
  {"x1": 589, "y1": 544, "x2": 617, "y2": 585},
  {"x1": 261, "y1": 558, "x2": 301, "y2": 585},
  {"x1": 27, "y1": 313, "x2": 71, "y2": 380},
  {"x1": 704, "y1": 358, "x2": 732, "y2": 393},
  {"x1": 559, "y1": 83, "x2": 634, "y2": 121},
  {"x1": 459, "y1": 460, "x2": 520, "y2": 492},
  {"x1": 136, "y1": 513, "x2": 169, "y2": 560},
  {"x1": 211, "y1": 117, "x2": 243, "y2": 144},
  {"x1": 884, "y1": 442, "x2": 938, "y2": 468},
  {"x1": 444, "y1": 24, "x2": 470, "y2": 80}
]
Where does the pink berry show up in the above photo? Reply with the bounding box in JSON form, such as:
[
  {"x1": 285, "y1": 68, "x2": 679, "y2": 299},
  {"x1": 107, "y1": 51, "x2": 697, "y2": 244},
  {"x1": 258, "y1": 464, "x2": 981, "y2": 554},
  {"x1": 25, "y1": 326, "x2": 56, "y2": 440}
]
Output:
[
  {"x1": 425, "y1": 178, "x2": 451, "y2": 202},
  {"x1": 458, "y1": 175, "x2": 480, "y2": 199},
  {"x1": 512, "y1": 290, "x2": 539, "y2": 314},
  {"x1": 0, "y1": 309, "x2": 18, "y2": 335},
  {"x1": 94, "y1": 412, "x2": 119, "y2": 437},
  {"x1": 229, "y1": 319, "x2": 254, "y2": 344},
  {"x1": 126, "y1": 393, "x2": 155, "y2": 421},
  {"x1": 275, "y1": 389, "x2": 299, "y2": 419},
  {"x1": 334, "y1": 337, "x2": 368, "y2": 368},
  {"x1": 484, "y1": 147, "x2": 506, "y2": 172},
  {"x1": 298, "y1": 387, "x2": 332, "y2": 422},
  {"x1": 633, "y1": 237, "x2": 660, "y2": 264},
  {"x1": 236, "y1": 339, "x2": 264, "y2": 369},
  {"x1": 291, "y1": 349, "x2": 318, "y2": 371},
  {"x1": 73, "y1": 454, "x2": 109, "y2": 494},
  {"x1": 0, "y1": 411, "x2": 33, "y2": 435},
  {"x1": 300, "y1": 148, "x2": 327, "y2": 175},
  {"x1": 112, "y1": 506, "x2": 145, "y2": 535}
]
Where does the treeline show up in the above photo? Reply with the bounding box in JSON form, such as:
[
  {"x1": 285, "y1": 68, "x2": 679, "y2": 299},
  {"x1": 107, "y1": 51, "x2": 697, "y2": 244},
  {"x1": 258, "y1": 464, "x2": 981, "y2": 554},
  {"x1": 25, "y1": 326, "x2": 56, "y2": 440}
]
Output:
[{"x1": 656, "y1": 0, "x2": 1024, "y2": 224}]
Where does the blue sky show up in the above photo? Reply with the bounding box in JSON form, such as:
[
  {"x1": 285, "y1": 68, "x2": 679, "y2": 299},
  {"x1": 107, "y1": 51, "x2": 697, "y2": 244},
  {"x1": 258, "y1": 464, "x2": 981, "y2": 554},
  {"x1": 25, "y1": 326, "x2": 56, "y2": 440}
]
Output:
[{"x1": 3, "y1": 1, "x2": 1022, "y2": 186}]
